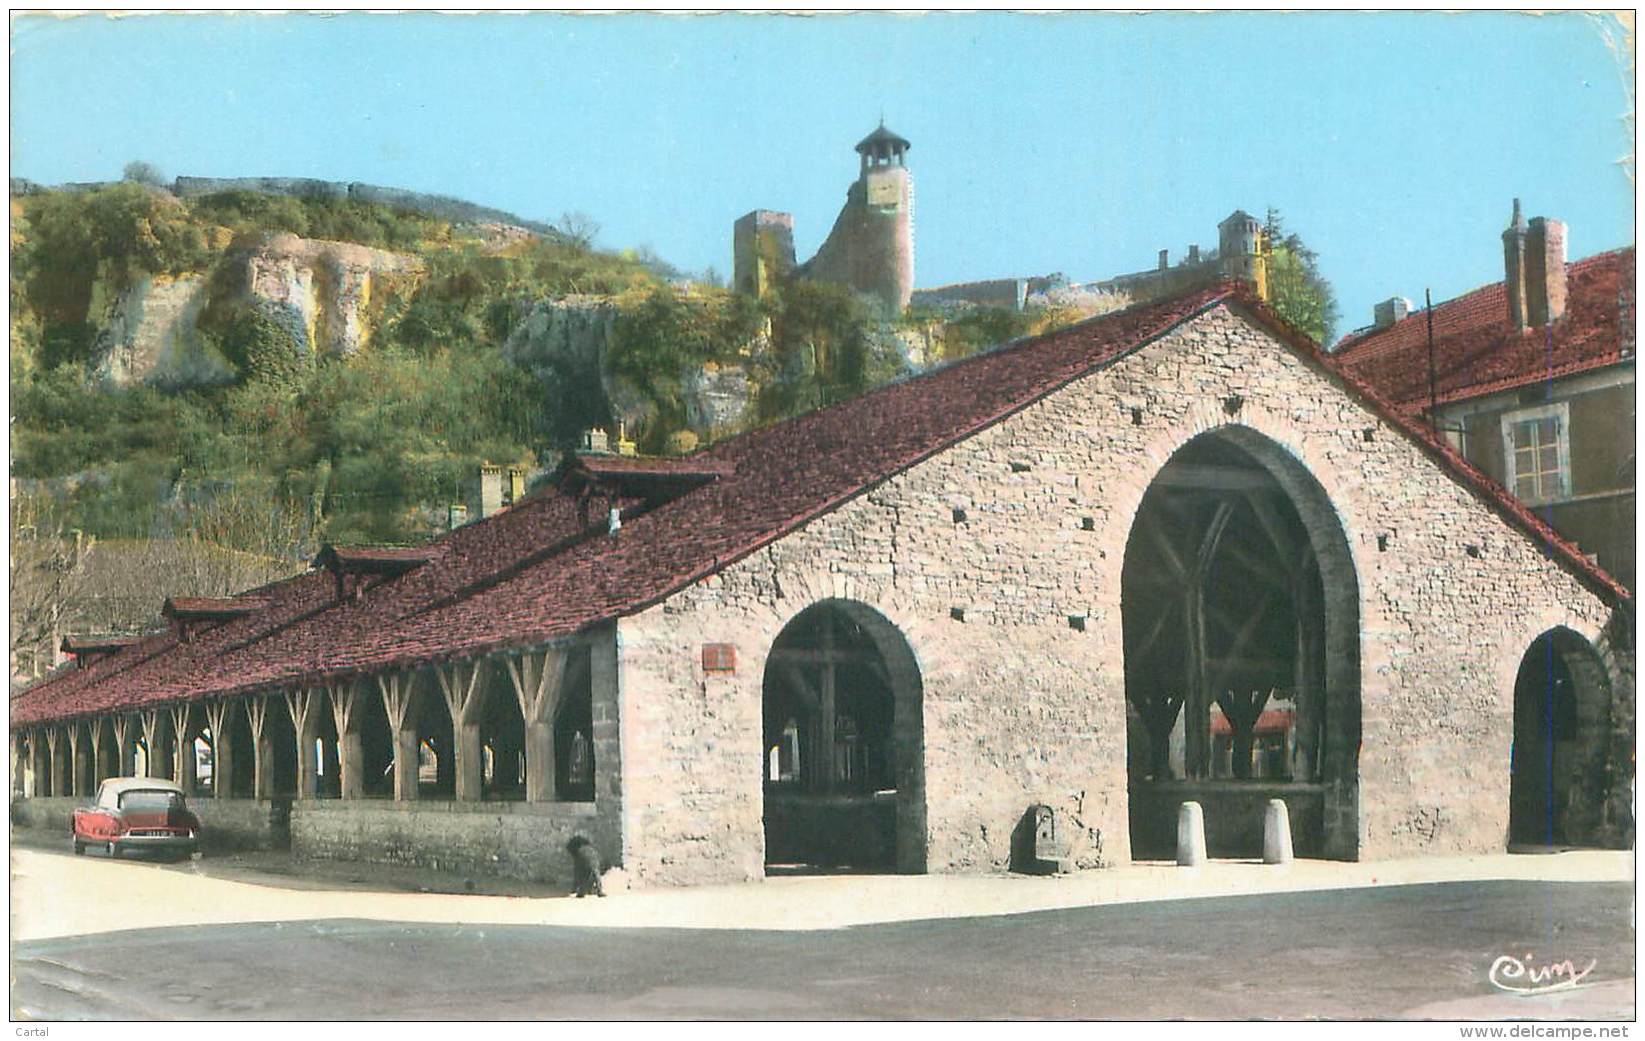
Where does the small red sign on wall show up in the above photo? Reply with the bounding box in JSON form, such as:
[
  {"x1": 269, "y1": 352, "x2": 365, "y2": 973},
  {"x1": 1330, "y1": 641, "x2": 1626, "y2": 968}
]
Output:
[{"x1": 701, "y1": 643, "x2": 737, "y2": 674}]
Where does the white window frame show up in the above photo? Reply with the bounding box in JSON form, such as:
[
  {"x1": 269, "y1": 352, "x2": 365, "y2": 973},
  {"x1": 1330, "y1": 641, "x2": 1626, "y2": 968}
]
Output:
[{"x1": 1500, "y1": 401, "x2": 1572, "y2": 506}]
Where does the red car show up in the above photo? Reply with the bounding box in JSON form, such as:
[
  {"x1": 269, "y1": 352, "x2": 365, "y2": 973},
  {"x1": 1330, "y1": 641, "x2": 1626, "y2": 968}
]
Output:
[{"x1": 72, "y1": 778, "x2": 200, "y2": 859}]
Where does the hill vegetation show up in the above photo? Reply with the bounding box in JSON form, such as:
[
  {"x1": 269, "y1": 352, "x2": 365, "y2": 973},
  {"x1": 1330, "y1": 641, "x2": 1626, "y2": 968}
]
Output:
[{"x1": 7, "y1": 182, "x2": 944, "y2": 559}]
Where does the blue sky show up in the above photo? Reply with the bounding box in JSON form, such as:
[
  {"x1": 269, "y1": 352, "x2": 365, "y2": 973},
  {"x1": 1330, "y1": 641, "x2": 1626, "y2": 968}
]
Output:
[{"x1": 10, "y1": 11, "x2": 1635, "y2": 339}]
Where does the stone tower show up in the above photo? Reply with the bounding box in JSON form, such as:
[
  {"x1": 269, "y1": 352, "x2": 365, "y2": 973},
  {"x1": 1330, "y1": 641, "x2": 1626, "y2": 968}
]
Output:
[
  {"x1": 1216, "y1": 210, "x2": 1269, "y2": 300},
  {"x1": 795, "y1": 123, "x2": 917, "y2": 314},
  {"x1": 733, "y1": 210, "x2": 796, "y2": 298}
]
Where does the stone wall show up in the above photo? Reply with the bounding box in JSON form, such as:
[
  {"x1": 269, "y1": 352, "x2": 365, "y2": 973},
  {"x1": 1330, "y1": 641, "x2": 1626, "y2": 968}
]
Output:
[
  {"x1": 290, "y1": 624, "x2": 624, "y2": 884},
  {"x1": 616, "y1": 302, "x2": 1627, "y2": 885},
  {"x1": 910, "y1": 275, "x2": 1064, "y2": 314},
  {"x1": 10, "y1": 795, "x2": 288, "y2": 852},
  {"x1": 289, "y1": 799, "x2": 602, "y2": 884}
]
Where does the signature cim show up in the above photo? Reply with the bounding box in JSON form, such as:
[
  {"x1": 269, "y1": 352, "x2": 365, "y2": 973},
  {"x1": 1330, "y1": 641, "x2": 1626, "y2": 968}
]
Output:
[{"x1": 1489, "y1": 952, "x2": 1598, "y2": 995}]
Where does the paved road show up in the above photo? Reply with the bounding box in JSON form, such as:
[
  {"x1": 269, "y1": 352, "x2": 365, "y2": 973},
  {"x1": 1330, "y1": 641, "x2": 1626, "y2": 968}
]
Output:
[{"x1": 13, "y1": 880, "x2": 1633, "y2": 1020}]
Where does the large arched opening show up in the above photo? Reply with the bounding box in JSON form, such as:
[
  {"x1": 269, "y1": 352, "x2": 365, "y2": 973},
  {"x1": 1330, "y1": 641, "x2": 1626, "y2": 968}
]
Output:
[
  {"x1": 1509, "y1": 627, "x2": 1613, "y2": 849},
  {"x1": 761, "y1": 599, "x2": 925, "y2": 873},
  {"x1": 1122, "y1": 427, "x2": 1361, "y2": 860}
]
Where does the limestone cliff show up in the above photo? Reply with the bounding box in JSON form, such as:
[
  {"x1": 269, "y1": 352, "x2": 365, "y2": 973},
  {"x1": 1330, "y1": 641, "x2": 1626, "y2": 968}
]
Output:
[
  {"x1": 91, "y1": 233, "x2": 423, "y2": 386},
  {"x1": 239, "y1": 233, "x2": 423, "y2": 358},
  {"x1": 503, "y1": 296, "x2": 758, "y2": 438},
  {"x1": 91, "y1": 273, "x2": 230, "y2": 386}
]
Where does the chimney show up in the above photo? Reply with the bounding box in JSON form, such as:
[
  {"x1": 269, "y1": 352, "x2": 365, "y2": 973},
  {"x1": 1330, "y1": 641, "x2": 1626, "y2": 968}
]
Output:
[
  {"x1": 506, "y1": 466, "x2": 527, "y2": 505},
  {"x1": 1525, "y1": 216, "x2": 1568, "y2": 327},
  {"x1": 1373, "y1": 296, "x2": 1411, "y2": 330},
  {"x1": 1503, "y1": 198, "x2": 1529, "y2": 329},
  {"x1": 1188, "y1": 244, "x2": 1201, "y2": 265},
  {"x1": 477, "y1": 464, "x2": 504, "y2": 519},
  {"x1": 447, "y1": 503, "x2": 468, "y2": 530},
  {"x1": 1157, "y1": 249, "x2": 1169, "y2": 271},
  {"x1": 581, "y1": 428, "x2": 611, "y2": 454}
]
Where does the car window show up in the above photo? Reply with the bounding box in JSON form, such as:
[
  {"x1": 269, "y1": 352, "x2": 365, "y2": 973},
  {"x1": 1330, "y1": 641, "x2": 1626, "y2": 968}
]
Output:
[{"x1": 117, "y1": 790, "x2": 184, "y2": 813}]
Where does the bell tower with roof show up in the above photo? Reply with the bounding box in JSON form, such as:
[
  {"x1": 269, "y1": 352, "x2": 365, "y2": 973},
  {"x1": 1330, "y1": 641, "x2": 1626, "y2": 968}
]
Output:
[
  {"x1": 792, "y1": 122, "x2": 916, "y2": 314},
  {"x1": 732, "y1": 122, "x2": 917, "y2": 314}
]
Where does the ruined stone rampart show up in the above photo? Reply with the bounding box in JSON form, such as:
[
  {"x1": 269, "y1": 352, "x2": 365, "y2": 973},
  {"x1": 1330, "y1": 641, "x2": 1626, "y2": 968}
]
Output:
[
  {"x1": 910, "y1": 274, "x2": 1065, "y2": 313},
  {"x1": 171, "y1": 176, "x2": 557, "y2": 234}
]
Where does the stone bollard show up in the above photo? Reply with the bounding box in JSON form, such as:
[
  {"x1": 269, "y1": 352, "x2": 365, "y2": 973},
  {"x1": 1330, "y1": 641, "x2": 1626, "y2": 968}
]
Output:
[
  {"x1": 1263, "y1": 798, "x2": 1294, "y2": 865},
  {"x1": 1176, "y1": 800, "x2": 1207, "y2": 867}
]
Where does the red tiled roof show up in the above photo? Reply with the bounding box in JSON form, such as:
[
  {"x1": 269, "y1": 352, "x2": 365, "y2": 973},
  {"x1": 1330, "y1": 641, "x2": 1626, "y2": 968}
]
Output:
[
  {"x1": 11, "y1": 283, "x2": 1629, "y2": 727},
  {"x1": 1333, "y1": 249, "x2": 1634, "y2": 413}
]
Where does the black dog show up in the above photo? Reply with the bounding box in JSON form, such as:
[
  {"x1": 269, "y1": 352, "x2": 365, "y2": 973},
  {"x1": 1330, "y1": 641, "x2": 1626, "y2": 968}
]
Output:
[{"x1": 567, "y1": 835, "x2": 605, "y2": 898}]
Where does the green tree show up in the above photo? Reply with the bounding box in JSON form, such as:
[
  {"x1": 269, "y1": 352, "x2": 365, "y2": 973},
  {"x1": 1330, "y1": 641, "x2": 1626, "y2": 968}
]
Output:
[
  {"x1": 218, "y1": 306, "x2": 306, "y2": 386},
  {"x1": 1263, "y1": 209, "x2": 1340, "y2": 345},
  {"x1": 607, "y1": 285, "x2": 763, "y2": 449},
  {"x1": 759, "y1": 279, "x2": 906, "y2": 421},
  {"x1": 122, "y1": 160, "x2": 168, "y2": 187}
]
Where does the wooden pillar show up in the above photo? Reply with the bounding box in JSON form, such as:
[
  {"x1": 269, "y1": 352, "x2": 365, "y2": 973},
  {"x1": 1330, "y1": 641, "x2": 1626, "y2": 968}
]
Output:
[
  {"x1": 326, "y1": 681, "x2": 364, "y2": 800},
  {"x1": 11, "y1": 733, "x2": 24, "y2": 797},
  {"x1": 245, "y1": 696, "x2": 275, "y2": 799},
  {"x1": 112, "y1": 716, "x2": 130, "y2": 776},
  {"x1": 139, "y1": 709, "x2": 166, "y2": 779},
  {"x1": 66, "y1": 723, "x2": 87, "y2": 797},
  {"x1": 169, "y1": 704, "x2": 198, "y2": 795},
  {"x1": 819, "y1": 614, "x2": 838, "y2": 792},
  {"x1": 203, "y1": 700, "x2": 237, "y2": 799},
  {"x1": 1183, "y1": 501, "x2": 1233, "y2": 780},
  {"x1": 377, "y1": 672, "x2": 422, "y2": 802},
  {"x1": 36, "y1": 730, "x2": 53, "y2": 796},
  {"x1": 88, "y1": 720, "x2": 107, "y2": 786},
  {"x1": 502, "y1": 648, "x2": 569, "y2": 803},
  {"x1": 45, "y1": 727, "x2": 66, "y2": 796},
  {"x1": 283, "y1": 689, "x2": 321, "y2": 798},
  {"x1": 434, "y1": 660, "x2": 486, "y2": 802}
]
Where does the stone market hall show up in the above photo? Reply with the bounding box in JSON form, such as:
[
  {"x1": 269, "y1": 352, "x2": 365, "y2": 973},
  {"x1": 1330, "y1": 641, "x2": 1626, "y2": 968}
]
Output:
[{"x1": 10, "y1": 284, "x2": 1634, "y2": 885}]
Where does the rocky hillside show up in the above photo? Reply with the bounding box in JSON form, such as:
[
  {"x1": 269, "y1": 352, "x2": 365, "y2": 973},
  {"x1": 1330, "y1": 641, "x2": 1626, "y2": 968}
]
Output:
[
  {"x1": 93, "y1": 234, "x2": 423, "y2": 386},
  {"x1": 10, "y1": 178, "x2": 1119, "y2": 560}
]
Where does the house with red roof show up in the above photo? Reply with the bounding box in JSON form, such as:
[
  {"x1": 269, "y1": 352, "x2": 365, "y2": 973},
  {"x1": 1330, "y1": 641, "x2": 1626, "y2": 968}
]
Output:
[
  {"x1": 1335, "y1": 202, "x2": 1634, "y2": 591},
  {"x1": 10, "y1": 283, "x2": 1633, "y2": 887}
]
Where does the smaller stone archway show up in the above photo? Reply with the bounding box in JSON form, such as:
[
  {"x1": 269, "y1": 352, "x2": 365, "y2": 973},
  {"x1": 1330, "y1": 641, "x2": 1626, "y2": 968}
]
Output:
[
  {"x1": 761, "y1": 599, "x2": 925, "y2": 873},
  {"x1": 1510, "y1": 627, "x2": 1614, "y2": 849}
]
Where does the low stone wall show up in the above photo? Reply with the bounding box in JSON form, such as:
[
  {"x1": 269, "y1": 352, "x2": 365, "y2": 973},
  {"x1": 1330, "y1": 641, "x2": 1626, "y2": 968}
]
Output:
[
  {"x1": 289, "y1": 799, "x2": 604, "y2": 884},
  {"x1": 9, "y1": 795, "x2": 288, "y2": 852},
  {"x1": 10, "y1": 795, "x2": 79, "y2": 835},
  {"x1": 764, "y1": 792, "x2": 896, "y2": 868}
]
